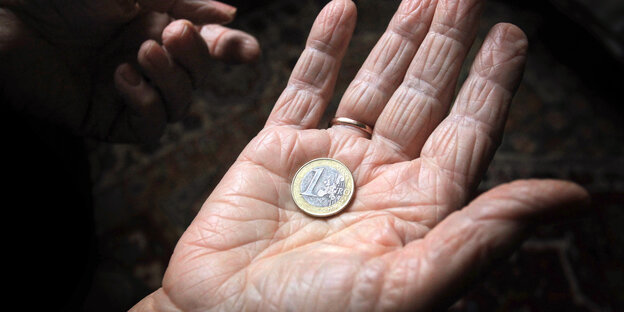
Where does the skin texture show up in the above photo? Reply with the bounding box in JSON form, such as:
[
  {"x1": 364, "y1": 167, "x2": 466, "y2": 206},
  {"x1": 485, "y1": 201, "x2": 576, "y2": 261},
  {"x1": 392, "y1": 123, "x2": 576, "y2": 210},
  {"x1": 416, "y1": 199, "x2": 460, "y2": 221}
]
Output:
[
  {"x1": 131, "y1": 0, "x2": 590, "y2": 311},
  {"x1": 0, "y1": 0, "x2": 260, "y2": 142}
]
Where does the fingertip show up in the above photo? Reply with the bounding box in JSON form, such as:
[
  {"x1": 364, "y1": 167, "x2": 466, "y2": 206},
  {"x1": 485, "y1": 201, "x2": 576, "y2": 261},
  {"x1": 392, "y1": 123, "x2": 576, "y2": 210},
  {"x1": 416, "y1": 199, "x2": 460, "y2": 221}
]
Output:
[
  {"x1": 343, "y1": 0, "x2": 358, "y2": 13},
  {"x1": 469, "y1": 23, "x2": 529, "y2": 93},
  {"x1": 490, "y1": 23, "x2": 529, "y2": 56},
  {"x1": 139, "y1": 40, "x2": 171, "y2": 71},
  {"x1": 162, "y1": 19, "x2": 195, "y2": 49},
  {"x1": 241, "y1": 36, "x2": 262, "y2": 63},
  {"x1": 210, "y1": 0, "x2": 237, "y2": 20},
  {"x1": 229, "y1": 35, "x2": 261, "y2": 63},
  {"x1": 318, "y1": 0, "x2": 358, "y2": 33},
  {"x1": 307, "y1": 0, "x2": 358, "y2": 55},
  {"x1": 534, "y1": 179, "x2": 591, "y2": 210},
  {"x1": 200, "y1": 26, "x2": 261, "y2": 63},
  {"x1": 480, "y1": 179, "x2": 591, "y2": 222},
  {"x1": 138, "y1": 40, "x2": 155, "y2": 60},
  {"x1": 502, "y1": 179, "x2": 589, "y2": 206},
  {"x1": 116, "y1": 63, "x2": 141, "y2": 87},
  {"x1": 114, "y1": 64, "x2": 164, "y2": 117}
]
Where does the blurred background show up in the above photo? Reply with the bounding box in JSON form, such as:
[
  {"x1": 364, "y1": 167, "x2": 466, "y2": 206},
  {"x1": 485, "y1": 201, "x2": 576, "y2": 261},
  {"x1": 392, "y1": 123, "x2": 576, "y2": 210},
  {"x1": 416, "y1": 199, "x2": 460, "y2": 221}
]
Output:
[{"x1": 33, "y1": 0, "x2": 623, "y2": 310}]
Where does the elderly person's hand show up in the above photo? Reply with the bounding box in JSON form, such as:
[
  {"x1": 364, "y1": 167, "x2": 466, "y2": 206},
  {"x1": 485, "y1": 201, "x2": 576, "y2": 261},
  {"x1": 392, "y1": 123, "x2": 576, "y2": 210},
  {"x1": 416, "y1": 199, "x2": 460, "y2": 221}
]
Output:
[
  {"x1": 0, "y1": 0, "x2": 259, "y2": 142},
  {"x1": 132, "y1": 0, "x2": 589, "y2": 310}
]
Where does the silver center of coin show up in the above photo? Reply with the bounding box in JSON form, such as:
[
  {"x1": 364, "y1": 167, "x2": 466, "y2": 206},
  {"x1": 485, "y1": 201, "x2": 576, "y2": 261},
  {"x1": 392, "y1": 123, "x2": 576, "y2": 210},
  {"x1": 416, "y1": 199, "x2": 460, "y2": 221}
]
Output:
[{"x1": 299, "y1": 166, "x2": 346, "y2": 207}]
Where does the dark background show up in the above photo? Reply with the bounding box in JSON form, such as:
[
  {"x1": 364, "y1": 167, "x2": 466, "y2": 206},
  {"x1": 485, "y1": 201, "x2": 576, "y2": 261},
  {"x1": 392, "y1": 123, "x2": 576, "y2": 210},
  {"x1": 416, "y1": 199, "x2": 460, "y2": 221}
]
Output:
[{"x1": 6, "y1": 0, "x2": 623, "y2": 311}]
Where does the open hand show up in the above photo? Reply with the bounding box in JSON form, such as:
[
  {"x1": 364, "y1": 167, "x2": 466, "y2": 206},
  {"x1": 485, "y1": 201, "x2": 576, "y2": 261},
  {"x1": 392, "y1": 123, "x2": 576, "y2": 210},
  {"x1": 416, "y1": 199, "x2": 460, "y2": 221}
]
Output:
[
  {"x1": 133, "y1": 0, "x2": 588, "y2": 310},
  {"x1": 0, "y1": 0, "x2": 260, "y2": 142}
]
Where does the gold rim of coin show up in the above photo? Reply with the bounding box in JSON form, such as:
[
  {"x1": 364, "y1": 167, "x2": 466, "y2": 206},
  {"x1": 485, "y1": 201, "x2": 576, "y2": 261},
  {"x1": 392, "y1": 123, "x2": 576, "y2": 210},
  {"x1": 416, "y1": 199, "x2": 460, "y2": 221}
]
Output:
[{"x1": 291, "y1": 158, "x2": 354, "y2": 217}]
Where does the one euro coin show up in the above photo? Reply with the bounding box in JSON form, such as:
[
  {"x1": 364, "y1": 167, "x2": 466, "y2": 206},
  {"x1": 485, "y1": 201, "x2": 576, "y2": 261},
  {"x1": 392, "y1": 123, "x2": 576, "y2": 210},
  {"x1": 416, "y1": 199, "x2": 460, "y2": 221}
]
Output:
[{"x1": 291, "y1": 158, "x2": 354, "y2": 217}]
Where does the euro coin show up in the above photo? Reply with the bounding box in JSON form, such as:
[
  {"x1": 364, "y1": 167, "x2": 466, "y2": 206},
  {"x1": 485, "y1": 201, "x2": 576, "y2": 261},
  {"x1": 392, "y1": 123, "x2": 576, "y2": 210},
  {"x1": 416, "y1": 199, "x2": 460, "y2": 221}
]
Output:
[{"x1": 291, "y1": 158, "x2": 354, "y2": 217}]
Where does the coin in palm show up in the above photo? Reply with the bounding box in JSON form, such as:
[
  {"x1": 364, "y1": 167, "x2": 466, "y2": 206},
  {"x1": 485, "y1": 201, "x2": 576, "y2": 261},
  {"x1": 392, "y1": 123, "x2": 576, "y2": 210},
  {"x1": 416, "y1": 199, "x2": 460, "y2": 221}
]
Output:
[{"x1": 291, "y1": 158, "x2": 354, "y2": 217}]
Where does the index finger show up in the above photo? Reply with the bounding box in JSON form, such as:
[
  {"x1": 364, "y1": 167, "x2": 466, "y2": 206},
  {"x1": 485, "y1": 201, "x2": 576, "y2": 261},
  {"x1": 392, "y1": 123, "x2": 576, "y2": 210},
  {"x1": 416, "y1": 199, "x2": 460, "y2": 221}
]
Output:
[{"x1": 138, "y1": 0, "x2": 237, "y2": 24}]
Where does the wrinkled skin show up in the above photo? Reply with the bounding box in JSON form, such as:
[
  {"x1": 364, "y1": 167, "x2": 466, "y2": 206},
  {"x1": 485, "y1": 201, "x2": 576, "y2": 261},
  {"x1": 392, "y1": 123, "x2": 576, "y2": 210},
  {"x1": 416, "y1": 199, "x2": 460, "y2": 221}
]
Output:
[
  {"x1": 0, "y1": 0, "x2": 260, "y2": 142},
  {"x1": 132, "y1": 0, "x2": 589, "y2": 311}
]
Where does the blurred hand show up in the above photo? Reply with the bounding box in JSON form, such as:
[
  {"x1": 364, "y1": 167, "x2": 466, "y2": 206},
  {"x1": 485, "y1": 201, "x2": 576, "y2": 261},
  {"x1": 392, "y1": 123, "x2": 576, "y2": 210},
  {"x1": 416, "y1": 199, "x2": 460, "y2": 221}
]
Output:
[
  {"x1": 0, "y1": 0, "x2": 260, "y2": 142},
  {"x1": 132, "y1": 0, "x2": 589, "y2": 310}
]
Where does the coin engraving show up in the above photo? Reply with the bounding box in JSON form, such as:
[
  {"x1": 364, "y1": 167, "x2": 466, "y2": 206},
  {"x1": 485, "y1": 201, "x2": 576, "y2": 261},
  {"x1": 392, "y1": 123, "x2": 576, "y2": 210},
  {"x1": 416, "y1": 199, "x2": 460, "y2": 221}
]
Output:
[
  {"x1": 300, "y1": 166, "x2": 346, "y2": 207},
  {"x1": 291, "y1": 158, "x2": 354, "y2": 217}
]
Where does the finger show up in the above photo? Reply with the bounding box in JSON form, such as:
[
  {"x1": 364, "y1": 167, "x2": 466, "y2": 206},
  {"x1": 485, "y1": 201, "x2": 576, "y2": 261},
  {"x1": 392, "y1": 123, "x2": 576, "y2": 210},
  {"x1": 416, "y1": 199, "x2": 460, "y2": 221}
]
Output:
[
  {"x1": 334, "y1": 0, "x2": 438, "y2": 137},
  {"x1": 265, "y1": 0, "x2": 357, "y2": 129},
  {"x1": 420, "y1": 24, "x2": 528, "y2": 197},
  {"x1": 162, "y1": 19, "x2": 212, "y2": 87},
  {"x1": 111, "y1": 64, "x2": 167, "y2": 142},
  {"x1": 137, "y1": 0, "x2": 237, "y2": 24},
  {"x1": 199, "y1": 24, "x2": 261, "y2": 63},
  {"x1": 373, "y1": 0, "x2": 484, "y2": 158},
  {"x1": 138, "y1": 40, "x2": 193, "y2": 121},
  {"x1": 379, "y1": 180, "x2": 589, "y2": 310}
]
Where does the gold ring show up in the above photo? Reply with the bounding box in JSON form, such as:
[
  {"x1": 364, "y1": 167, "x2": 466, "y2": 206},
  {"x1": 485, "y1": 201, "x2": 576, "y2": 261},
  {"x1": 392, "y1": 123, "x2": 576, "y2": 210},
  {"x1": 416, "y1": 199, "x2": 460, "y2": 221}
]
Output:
[{"x1": 330, "y1": 117, "x2": 373, "y2": 136}]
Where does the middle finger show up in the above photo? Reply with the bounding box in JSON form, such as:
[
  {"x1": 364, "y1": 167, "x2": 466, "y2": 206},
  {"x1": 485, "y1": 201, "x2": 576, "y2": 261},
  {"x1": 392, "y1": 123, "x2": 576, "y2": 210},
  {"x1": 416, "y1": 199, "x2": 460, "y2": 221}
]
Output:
[
  {"x1": 138, "y1": 40, "x2": 193, "y2": 121},
  {"x1": 162, "y1": 19, "x2": 212, "y2": 86},
  {"x1": 373, "y1": 0, "x2": 483, "y2": 159}
]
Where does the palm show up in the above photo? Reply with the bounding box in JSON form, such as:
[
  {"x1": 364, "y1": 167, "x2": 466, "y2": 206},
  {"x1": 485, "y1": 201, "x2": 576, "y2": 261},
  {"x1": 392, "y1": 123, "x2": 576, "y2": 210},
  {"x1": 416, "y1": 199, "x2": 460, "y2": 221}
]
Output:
[
  {"x1": 235, "y1": 126, "x2": 454, "y2": 230},
  {"x1": 135, "y1": 0, "x2": 588, "y2": 311},
  {"x1": 166, "y1": 126, "x2": 462, "y2": 310}
]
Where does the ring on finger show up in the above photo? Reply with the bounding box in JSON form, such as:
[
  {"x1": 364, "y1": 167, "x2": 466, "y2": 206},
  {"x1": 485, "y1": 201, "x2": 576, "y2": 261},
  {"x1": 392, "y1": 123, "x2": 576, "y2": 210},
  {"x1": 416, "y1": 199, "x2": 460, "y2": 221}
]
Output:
[{"x1": 330, "y1": 117, "x2": 373, "y2": 137}]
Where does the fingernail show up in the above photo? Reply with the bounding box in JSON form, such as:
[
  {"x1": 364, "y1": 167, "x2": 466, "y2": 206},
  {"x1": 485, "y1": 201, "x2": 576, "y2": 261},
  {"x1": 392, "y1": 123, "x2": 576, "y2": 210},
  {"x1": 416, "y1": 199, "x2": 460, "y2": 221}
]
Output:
[
  {"x1": 212, "y1": 1, "x2": 237, "y2": 18},
  {"x1": 120, "y1": 65, "x2": 141, "y2": 86},
  {"x1": 178, "y1": 22, "x2": 191, "y2": 39},
  {"x1": 146, "y1": 43, "x2": 170, "y2": 70},
  {"x1": 164, "y1": 21, "x2": 191, "y2": 41}
]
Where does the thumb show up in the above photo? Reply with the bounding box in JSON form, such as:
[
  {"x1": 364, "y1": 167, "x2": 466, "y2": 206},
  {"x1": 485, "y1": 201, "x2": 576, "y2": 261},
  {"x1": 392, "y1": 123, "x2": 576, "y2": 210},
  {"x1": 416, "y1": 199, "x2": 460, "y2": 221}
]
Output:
[
  {"x1": 130, "y1": 288, "x2": 181, "y2": 312},
  {"x1": 395, "y1": 179, "x2": 590, "y2": 311}
]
